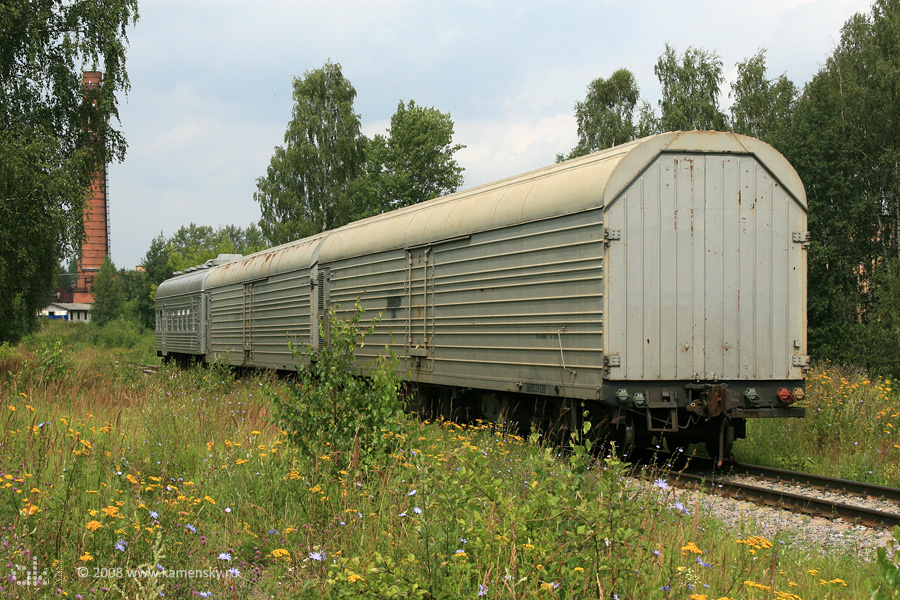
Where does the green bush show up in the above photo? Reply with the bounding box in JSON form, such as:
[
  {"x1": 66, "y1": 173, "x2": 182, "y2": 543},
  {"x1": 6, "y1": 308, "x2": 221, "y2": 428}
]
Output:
[
  {"x1": 88, "y1": 317, "x2": 146, "y2": 349},
  {"x1": 23, "y1": 337, "x2": 70, "y2": 385},
  {"x1": 270, "y1": 300, "x2": 407, "y2": 464}
]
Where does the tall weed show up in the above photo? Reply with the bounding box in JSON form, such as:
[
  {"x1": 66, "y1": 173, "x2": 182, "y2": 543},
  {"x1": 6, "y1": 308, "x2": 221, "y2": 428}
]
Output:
[{"x1": 872, "y1": 527, "x2": 900, "y2": 599}]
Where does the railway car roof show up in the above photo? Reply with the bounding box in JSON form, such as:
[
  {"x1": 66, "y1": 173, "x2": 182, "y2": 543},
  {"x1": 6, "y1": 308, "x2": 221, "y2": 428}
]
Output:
[
  {"x1": 316, "y1": 130, "x2": 806, "y2": 263},
  {"x1": 203, "y1": 235, "x2": 326, "y2": 289},
  {"x1": 167, "y1": 130, "x2": 805, "y2": 290},
  {"x1": 156, "y1": 266, "x2": 216, "y2": 299}
]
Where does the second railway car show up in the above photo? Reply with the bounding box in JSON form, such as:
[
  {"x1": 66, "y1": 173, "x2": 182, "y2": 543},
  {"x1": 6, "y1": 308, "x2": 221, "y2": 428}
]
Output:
[{"x1": 156, "y1": 130, "x2": 808, "y2": 460}]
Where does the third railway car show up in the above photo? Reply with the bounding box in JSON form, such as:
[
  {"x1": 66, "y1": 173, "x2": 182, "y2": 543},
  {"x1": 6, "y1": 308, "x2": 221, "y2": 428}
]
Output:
[{"x1": 156, "y1": 130, "x2": 808, "y2": 461}]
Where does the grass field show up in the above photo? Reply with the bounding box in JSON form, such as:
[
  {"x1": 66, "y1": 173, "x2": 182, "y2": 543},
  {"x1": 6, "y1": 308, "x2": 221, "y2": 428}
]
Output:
[{"x1": 0, "y1": 320, "x2": 896, "y2": 599}]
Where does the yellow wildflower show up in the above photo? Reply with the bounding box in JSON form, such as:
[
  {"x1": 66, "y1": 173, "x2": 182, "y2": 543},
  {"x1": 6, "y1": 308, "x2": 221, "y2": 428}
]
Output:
[
  {"x1": 681, "y1": 542, "x2": 703, "y2": 555},
  {"x1": 85, "y1": 520, "x2": 103, "y2": 531},
  {"x1": 539, "y1": 581, "x2": 558, "y2": 591},
  {"x1": 744, "y1": 581, "x2": 771, "y2": 592}
]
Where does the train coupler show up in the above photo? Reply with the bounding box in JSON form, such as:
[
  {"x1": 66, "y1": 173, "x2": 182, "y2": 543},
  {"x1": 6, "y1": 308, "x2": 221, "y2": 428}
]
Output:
[{"x1": 685, "y1": 382, "x2": 730, "y2": 418}]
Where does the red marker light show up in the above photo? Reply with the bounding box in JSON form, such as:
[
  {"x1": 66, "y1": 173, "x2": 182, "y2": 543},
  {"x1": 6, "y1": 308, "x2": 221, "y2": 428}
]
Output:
[{"x1": 777, "y1": 388, "x2": 795, "y2": 404}]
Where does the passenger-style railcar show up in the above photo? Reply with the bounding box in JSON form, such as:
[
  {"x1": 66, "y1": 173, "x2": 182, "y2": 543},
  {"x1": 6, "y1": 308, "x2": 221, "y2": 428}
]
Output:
[{"x1": 156, "y1": 131, "x2": 808, "y2": 460}]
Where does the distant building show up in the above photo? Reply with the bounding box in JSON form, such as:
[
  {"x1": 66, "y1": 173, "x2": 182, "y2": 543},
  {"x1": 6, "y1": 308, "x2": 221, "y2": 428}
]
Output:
[{"x1": 41, "y1": 303, "x2": 92, "y2": 323}]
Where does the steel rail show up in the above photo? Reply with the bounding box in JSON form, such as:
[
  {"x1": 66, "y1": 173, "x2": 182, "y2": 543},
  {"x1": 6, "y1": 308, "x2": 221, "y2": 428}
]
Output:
[
  {"x1": 660, "y1": 469, "x2": 900, "y2": 529},
  {"x1": 664, "y1": 454, "x2": 900, "y2": 504},
  {"x1": 727, "y1": 461, "x2": 900, "y2": 504}
]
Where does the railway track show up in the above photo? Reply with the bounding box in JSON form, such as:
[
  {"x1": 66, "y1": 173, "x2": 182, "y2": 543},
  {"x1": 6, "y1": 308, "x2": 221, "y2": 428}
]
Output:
[{"x1": 652, "y1": 454, "x2": 900, "y2": 530}]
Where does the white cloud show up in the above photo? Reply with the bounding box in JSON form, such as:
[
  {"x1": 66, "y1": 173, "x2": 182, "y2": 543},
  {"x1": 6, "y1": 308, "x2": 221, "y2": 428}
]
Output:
[{"x1": 455, "y1": 112, "x2": 577, "y2": 188}]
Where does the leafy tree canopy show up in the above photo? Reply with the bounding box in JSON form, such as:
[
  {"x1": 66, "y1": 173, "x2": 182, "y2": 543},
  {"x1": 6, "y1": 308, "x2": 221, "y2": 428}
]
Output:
[
  {"x1": 256, "y1": 63, "x2": 466, "y2": 245},
  {"x1": 255, "y1": 61, "x2": 365, "y2": 246},
  {"x1": 730, "y1": 49, "x2": 798, "y2": 149},
  {"x1": 90, "y1": 256, "x2": 123, "y2": 326},
  {"x1": 365, "y1": 100, "x2": 465, "y2": 213},
  {"x1": 785, "y1": 0, "x2": 900, "y2": 373},
  {"x1": 0, "y1": 0, "x2": 138, "y2": 342},
  {"x1": 559, "y1": 69, "x2": 640, "y2": 160},
  {"x1": 162, "y1": 223, "x2": 266, "y2": 273},
  {"x1": 654, "y1": 44, "x2": 728, "y2": 132}
]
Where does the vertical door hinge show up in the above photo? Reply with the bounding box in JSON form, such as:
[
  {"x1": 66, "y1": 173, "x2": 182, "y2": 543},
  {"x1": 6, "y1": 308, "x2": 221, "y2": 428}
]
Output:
[{"x1": 792, "y1": 355, "x2": 811, "y2": 370}]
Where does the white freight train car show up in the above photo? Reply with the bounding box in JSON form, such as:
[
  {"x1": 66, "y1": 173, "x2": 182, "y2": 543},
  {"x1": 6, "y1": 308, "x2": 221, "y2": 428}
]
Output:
[{"x1": 156, "y1": 131, "x2": 808, "y2": 459}]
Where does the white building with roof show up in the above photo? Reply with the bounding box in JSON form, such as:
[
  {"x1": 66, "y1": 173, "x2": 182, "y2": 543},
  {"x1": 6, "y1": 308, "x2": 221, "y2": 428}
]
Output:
[{"x1": 40, "y1": 302, "x2": 92, "y2": 323}]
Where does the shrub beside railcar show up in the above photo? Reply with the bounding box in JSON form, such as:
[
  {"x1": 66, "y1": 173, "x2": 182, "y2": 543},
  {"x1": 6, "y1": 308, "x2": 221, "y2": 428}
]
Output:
[{"x1": 156, "y1": 131, "x2": 808, "y2": 459}]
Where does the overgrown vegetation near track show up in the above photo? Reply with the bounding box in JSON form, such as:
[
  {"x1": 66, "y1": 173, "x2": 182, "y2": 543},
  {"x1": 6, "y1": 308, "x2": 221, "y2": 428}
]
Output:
[
  {"x1": 739, "y1": 363, "x2": 900, "y2": 488},
  {"x1": 0, "y1": 321, "x2": 892, "y2": 598}
]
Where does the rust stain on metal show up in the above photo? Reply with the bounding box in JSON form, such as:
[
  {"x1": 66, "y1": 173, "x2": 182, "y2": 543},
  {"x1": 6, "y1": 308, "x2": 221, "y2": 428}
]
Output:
[{"x1": 707, "y1": 385, "x2": 727, "y2": 416}]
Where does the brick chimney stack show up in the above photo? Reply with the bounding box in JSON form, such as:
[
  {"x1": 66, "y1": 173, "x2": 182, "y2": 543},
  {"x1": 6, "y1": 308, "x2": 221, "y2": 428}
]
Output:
[{"x1": 72, "y1": 71, "x2": 109, "y2": 304}]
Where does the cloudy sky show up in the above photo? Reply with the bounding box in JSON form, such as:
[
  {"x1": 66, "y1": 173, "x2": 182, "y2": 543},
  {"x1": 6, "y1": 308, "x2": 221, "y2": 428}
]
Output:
[{"x1": 107, "y1": 0, "x2": 873, "y2": 269}]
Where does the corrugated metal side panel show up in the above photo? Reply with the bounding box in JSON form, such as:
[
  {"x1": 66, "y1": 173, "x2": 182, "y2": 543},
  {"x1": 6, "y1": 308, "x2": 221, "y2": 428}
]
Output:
[
  {"x1": 207, "y1": 269, "x2": 313, "y2": 368},
  {"x1": 243, "y1": 271, "x2": 311, "y2": 368},
  {"x1": 605, "y1": 153, "x2": 806, "y2": 381},
  {"x1": 328, "y1": 252, "x2": 409, "y2": 361},
  {"x1": 431, "y1": 212, "x2": 606, "y2": 397},
  {"x1": 325, "y1": 211, "x2": 606, "y2": 399},
  {"x1": 207, "y1": 284, "x2": 244, "y2": 365}
]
